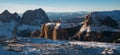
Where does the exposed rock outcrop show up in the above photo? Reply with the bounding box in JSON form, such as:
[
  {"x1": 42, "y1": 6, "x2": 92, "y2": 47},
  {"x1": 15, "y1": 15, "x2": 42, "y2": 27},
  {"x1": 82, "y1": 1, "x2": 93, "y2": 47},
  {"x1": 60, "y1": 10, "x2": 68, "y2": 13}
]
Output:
[
  {"x1": 40, "y1": 22, "x2": 82, "y2": 40},
  {"x1": 72, "y1": 10, "x2": 120, "y2": 42},
  {"x1": 31, "y1": 30, "x2": 41, "y2": 37}
]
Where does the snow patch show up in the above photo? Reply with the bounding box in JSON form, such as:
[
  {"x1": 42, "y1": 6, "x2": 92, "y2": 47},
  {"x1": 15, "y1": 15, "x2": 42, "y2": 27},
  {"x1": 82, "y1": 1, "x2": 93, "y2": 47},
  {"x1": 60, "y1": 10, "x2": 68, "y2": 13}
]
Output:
[{"x1": 45, "y1": 22, "x2": 82, "y2": 29}]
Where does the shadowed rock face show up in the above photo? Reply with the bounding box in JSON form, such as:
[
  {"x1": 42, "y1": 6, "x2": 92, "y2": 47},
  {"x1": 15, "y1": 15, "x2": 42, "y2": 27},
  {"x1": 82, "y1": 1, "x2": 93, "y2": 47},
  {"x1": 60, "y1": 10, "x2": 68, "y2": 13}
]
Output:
[
  {"x1": 31, "y1": 30, "x2": 41, "y2": 37},
  {"x1": 21, "y1": 8, "x2": 49, "y2": 25},
  {"x1": 40, "y1": 22, "x2": 82, "y2": 40},
  {"x1": 17, "y1": 8, "x2": 49, "y2": 37},
  {"x1": 72, "y1": 10, "x2": 120, "y2": 42}
]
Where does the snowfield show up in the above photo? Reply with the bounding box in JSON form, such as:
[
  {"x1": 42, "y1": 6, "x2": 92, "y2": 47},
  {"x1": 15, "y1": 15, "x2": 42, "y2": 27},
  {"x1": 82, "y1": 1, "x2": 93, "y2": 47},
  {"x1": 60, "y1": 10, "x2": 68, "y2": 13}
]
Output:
[{"x1": 0, "y1": 38, "x2": 120, "y2": 55}]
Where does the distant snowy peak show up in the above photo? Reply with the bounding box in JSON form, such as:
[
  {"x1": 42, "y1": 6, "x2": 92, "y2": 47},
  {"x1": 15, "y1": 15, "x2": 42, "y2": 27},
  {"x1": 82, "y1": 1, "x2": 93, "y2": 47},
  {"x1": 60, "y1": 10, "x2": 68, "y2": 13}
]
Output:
[{"x1": 21, "y1": 8, "x2": 49, "y2": 25}]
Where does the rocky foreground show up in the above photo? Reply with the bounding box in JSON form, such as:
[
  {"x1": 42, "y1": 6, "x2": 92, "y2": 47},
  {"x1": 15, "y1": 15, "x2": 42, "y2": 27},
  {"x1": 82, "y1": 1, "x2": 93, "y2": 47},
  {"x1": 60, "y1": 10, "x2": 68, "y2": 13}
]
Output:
[{"x1": 0, "y1": 38, "x2": 120, "y2": 55}]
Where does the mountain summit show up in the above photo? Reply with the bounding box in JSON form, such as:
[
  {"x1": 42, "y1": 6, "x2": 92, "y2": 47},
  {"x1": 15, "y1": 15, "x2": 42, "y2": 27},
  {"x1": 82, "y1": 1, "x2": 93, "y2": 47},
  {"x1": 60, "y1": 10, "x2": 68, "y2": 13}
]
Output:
[
  {"x1": 73, "y1": 10, "x2": 120, "y2": 42},
  {"x1": 21, "y1": 8, "x2": 49, "y2": 25},
  {"x1": 17, "y1": 8, "x2": 49, "y2": 37}
]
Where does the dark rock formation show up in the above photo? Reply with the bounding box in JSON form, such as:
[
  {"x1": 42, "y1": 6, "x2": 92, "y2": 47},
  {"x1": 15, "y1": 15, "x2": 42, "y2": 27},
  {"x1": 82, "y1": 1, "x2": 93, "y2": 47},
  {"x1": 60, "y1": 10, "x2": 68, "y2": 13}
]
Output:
[
  {"x1": 72, "y1": 10, "x2": 120, "y2": 42},
  {"x1": 40, "y1": 22, "x2": 82, "y2": 40},
  {"x1": 113, "y1": 39, "x2": 120, "y2": 43},
  {"x1": 31, "y1": 30, "x2": 41, "y2": 37},
  {"x1": 17, "y1": 29, "x2": 32, "y2": 37},
  {"x1": 17, "y1": 8, "x2": 49, "y2": 37},
  {"x1": 21, "y1": 8, "x2": 49, "y2": 25}
]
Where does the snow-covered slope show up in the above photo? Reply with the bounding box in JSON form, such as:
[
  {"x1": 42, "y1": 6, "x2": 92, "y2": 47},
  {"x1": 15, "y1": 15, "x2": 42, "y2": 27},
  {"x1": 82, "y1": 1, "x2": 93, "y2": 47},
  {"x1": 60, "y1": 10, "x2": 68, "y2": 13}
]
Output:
[
  {"x1": 73, "y1": 10, "x2": 120, "y2": 42},
  {"x1": 0, "y1": 38, "x2": 120, "y2": 55}
]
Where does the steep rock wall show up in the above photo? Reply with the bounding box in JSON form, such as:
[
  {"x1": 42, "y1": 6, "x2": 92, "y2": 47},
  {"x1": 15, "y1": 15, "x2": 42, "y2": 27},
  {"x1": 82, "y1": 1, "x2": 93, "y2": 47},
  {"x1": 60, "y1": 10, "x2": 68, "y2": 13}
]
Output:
[{"x1": 40, "y1": 23, "x2": 82, "y2": 40}]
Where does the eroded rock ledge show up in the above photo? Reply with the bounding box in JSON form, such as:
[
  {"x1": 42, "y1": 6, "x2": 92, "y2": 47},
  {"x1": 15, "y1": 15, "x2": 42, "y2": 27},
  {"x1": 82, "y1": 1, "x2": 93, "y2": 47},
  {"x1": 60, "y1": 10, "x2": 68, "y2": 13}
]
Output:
[{"x1": 40, "y1": 22, "x2": 82, "y2": 40}]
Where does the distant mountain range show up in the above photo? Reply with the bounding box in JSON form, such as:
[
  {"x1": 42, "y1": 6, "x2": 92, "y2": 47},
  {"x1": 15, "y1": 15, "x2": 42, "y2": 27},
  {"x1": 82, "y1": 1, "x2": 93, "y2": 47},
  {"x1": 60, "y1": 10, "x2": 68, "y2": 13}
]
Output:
[
  {"x1": 0, "y1": 8, "x2": 120, "y2": 43},
  {"x1": 46, "y1": 11, "x2": 90, "y2": 21},
  {"x1": 19, "y1": 11, "x2": 90, "y2": 22}
]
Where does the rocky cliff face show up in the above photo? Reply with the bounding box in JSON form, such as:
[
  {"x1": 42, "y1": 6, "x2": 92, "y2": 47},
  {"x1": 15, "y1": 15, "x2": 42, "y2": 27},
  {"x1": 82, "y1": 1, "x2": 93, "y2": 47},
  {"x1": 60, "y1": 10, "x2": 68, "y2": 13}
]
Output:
[
  {"x1": 72, "y1": 10, "x2": 120, "y2": 42},
  {"x1": 21, "y1": 8, "x2": 49, "y2": 25},
  {"x1": 40, "y1": 22, "x2": 82, "y2": 40},
  {"x1": 0, "y1": 10, "x2": 21, "y2": 39},
  {"x1": 17, "y1": 8, "x2": 49, "y2": 37}
]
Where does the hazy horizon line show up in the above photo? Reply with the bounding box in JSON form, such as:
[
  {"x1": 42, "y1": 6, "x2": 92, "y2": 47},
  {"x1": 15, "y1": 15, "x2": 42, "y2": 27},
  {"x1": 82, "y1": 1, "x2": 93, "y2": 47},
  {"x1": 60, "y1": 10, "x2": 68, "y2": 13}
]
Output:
[{"x1": 0, "y1": 8, "x2": 119, "y2": 14}]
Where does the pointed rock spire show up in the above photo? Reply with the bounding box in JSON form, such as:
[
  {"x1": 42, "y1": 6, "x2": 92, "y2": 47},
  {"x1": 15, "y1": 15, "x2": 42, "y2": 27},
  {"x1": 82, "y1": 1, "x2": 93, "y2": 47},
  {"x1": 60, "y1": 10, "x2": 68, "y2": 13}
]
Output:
[{"x1": 1, "y1": 10, "x2": 11, "y2": 15}]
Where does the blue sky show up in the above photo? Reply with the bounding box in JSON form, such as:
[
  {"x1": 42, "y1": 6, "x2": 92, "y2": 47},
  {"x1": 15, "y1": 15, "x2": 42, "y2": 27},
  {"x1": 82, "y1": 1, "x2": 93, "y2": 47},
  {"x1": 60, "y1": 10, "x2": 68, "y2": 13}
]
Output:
[{"x1": 0, "y1": 0, "x2": 120, "y2": 13}]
